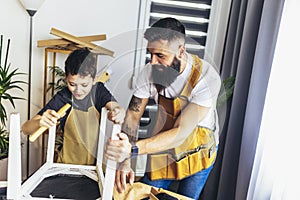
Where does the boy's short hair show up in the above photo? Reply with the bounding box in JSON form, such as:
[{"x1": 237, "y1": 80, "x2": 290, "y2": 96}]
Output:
[
  {"x1": 65, "y1": 48, "x2": 97, "y2": 78},
  {"x1": 144, "y1": 17, "x2": 186, "y2": 43}
]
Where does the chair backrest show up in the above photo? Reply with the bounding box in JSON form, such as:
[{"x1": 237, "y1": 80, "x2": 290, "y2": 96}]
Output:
[{"x1": 7, "y1": 108, "x2": 119, "y2": 199}]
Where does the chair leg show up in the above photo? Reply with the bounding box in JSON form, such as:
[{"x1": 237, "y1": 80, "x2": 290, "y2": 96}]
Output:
[
  {"x1": 7, "y1": 113, "x2": 22, "y2": 199},
  {"x1": 102, "y1": 124, "x2": 120, "y2": 200},
  {"x1": 96, "y1": 107, "x2": 120, "y2": 199}
]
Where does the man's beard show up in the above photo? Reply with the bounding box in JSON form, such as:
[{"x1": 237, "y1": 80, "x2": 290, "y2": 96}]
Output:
[{"x1": 151, "y1": 57, "x2": 181, "y2": 91}]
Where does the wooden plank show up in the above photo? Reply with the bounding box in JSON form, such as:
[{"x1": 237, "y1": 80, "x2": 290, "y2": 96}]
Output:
[
  {"x1": 98, "y1": 71, "x2": 110, "y2": 83},
  {"x1": 45, "y1": 47, "x2": 73, "y2": 54},
  {"x1": 50, "y1": 28, "x2": 114, "y2": 57},
  {"x1": 37, "y1": 34, "x2": 107, "y2": 47},
  {"x1": 29, "y1": 103, "x2": 71, "y2": 142}
]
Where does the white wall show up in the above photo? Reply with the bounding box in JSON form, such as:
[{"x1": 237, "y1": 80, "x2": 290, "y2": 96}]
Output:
[{"x1": 0, "y1": 0, "x2": 140, "y2": 177}]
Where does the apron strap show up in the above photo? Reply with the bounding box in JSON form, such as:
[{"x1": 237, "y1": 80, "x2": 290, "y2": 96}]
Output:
[{"x1": 179, "y1": 54, "x2": 203, "y2": 98}]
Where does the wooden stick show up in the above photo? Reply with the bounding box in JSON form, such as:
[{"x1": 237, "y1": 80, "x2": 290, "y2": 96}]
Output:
[
  {"x1": 37, "y1": 34, "x2": 107, "y2": 47},
  {"x1": 29, "y1": 103, "x2": 71, "y2": 142},
  {"x1": 97, "y1": 70, "x2": 110, "y2": 83},
  {"x1": 50, "y1": 28, "x2": 114, "y2": 57}
]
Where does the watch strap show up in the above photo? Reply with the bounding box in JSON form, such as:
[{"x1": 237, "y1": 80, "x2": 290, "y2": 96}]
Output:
[{"x1": 130, "y1": 141, "x2": 139, "y2": 158}]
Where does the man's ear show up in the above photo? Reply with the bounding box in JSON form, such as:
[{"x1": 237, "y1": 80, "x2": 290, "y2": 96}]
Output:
[{"x1": 177, "y1": 45, "x2": 186, "y2": 59}]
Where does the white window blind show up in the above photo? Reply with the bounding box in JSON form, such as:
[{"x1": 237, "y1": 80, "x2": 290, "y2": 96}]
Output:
[{"x1": 147, "y1": 0, "x2": 213, "y2": 58}]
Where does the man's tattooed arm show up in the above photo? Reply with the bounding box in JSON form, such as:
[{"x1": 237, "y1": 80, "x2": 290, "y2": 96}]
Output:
[
  {"x1": 122, "y1": 123, "x2": 138, "y2": 141},
  {"x1": 128, "y1": 96, "x2": 142, "y2": 112},
  {"x1": 122, "y1": 95, "x2": 148, "y2": 141}
]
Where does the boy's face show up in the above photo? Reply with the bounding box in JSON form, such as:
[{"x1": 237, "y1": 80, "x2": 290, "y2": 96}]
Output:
[{"x1": 65, "y1": 74, "x2": 96, "y2": 100}]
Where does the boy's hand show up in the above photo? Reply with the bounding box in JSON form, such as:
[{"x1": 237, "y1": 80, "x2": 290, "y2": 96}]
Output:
[
  {"x1": 40, "y1": 109, "x2": 61, "y2": 128},
  {"x1": 108, "y1": 107, "x2": 125, "y2": 124}
]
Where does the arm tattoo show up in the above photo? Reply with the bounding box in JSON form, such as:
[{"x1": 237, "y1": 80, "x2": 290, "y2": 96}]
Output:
[
  {"x1": 122, "y1": 124, "x2": 138, "y2": 141},
  {"x1": 128, "y1": 96, "x2": 142, "y2": 112}
]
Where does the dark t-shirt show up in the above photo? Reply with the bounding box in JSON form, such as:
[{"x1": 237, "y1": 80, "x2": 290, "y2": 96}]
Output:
[{"x1": 38, "y1": 82, "x2": 116, "y2": 132}]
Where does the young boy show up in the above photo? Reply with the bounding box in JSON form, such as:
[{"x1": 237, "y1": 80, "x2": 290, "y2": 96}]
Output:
[{"x1": 22, "y1": 48, "x2": 125, "y2": 165}]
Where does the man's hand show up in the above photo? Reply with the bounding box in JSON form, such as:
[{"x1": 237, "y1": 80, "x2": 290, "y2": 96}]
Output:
[
  {"x1": 105, "y1": 132, "x2": 131, "y2": 162},
  {"x1": 115, "y1": 159, "x2": 134, "y2": 193}
]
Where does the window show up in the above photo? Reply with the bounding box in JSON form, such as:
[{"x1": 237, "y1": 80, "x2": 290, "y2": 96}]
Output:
[
  {"x1": 139, "y1": 0, "x2": 213, "y2": 58},
  {"x1": 135, "y1": 0, "x2": 231, "y2": 73}
]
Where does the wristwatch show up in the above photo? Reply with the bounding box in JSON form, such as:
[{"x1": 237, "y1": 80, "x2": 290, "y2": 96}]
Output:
[{"x1": 130, "y1": 142, "x2": 139, "y2": 158}]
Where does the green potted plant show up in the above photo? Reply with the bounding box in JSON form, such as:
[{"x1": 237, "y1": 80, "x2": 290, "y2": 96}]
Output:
[
  {"x1": 0, "y1": 35, "x2": 26, "y2": 180},
  {"x1": 48, "y1": 65, "x2": 66, "y2": 92},
  {"x1": 217, "y1": 76, "x2": 235, "y2": 108}
]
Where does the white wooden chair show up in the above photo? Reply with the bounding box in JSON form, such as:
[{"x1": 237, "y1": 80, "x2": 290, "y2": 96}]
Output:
[{"x1": 7, "y1": 108, "x2": 118, "y2": 200}]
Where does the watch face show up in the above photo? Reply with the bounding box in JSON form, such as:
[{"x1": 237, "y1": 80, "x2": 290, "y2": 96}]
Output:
[{"x1": 131, "y1": 144, "x2": 139, "y2": 158}]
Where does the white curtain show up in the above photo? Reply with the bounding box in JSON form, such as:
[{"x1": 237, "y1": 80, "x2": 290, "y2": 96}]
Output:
[{"x1": 247, "y1": 0, "x2": 300, "y2": 199}]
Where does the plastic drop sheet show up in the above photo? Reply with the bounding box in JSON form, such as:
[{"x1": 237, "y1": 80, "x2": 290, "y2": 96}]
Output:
[{"x1": 30, "y1": 174, "x2": 100, "y2": 199}]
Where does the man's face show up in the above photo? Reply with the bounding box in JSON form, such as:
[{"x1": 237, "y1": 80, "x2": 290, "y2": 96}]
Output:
[
  {"x1": 151, "y1": 58, "x2": 180, "y2": 89},
  {"x1": 147, "y1": 40, "x2": 182, "y2": 89},
  {"x1": 66, "y1": 74, "x2": 95, "y2": 100}
]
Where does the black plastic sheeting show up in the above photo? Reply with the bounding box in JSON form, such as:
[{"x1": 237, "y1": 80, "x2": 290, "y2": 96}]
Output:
[
  {"x1": 0, "y1": 187, "x2": 6, "y2": 200},
  {"x1": 30, "y1": 174, "x2": 100, "y2": 199}
]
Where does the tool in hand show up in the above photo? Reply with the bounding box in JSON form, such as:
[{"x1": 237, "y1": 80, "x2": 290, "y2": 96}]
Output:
[{"x1": 29, "y1": 103, "x2": 71, "y2": 142}]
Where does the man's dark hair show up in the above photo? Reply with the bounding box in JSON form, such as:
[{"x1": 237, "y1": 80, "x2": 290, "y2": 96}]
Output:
[
  {"x1": 65, "y1": 47, "x2": 97, "y2": 78},
  {"x1": 144, "y1": 17, "x2": 186, "y2": 42}
]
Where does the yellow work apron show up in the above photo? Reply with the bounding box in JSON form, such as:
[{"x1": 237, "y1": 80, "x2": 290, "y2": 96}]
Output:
[
  {"x1": 149, "y1": 55, "x2": 217, "y2": 180},
  {"x1": 57, "y1": 97, "x2": 100, "y2": 165}
]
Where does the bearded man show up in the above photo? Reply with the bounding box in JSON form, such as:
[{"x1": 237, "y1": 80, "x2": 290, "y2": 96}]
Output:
[{"x1": 105, "y1": 17, "x2": 221, "y2": 199}]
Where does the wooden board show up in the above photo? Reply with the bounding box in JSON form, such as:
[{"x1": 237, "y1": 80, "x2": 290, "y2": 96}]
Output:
[
  {"x1": 37, "y1": 34, "x2": 107, "y2": 47},
  {"x1": 50, "y1": 28, "x2": 114, "y2": 57}
]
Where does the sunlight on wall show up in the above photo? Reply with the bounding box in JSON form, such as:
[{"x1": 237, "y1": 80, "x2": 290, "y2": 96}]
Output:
[{"x1": 249, "y1": 0, "x2": 300, "y2": 199}]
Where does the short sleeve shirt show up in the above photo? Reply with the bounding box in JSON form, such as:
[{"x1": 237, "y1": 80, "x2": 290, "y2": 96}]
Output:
[
  {"x1": 133, "y1": 53, "x2": 221, "y2": 129},
  {"x1": 38, "y1": 82, "x2": 116, "y2": 132}
]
